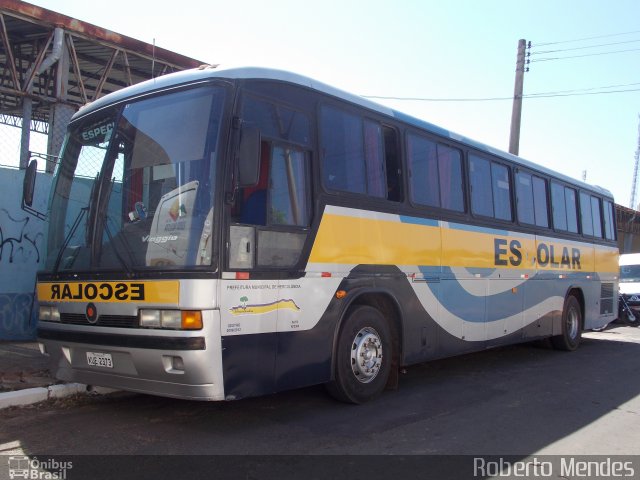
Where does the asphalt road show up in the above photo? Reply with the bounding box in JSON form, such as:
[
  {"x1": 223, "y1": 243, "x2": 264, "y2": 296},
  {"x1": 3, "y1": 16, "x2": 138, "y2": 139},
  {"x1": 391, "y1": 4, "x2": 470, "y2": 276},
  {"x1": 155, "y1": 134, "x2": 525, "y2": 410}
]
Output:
[{"x1": 1, "y1": 325, "x2": 639, "y2": 478}]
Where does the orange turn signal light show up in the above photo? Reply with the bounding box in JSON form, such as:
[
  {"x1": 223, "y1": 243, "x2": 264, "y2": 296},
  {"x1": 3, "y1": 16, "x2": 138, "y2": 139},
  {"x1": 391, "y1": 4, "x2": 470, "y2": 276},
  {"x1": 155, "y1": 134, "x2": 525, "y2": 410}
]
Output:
[
  {"x1": 182, "y1": 310, "x2": 203, "y2": 330},
  {"x1": 335, "y1": 290, "x2": 347, "y2": 299}
]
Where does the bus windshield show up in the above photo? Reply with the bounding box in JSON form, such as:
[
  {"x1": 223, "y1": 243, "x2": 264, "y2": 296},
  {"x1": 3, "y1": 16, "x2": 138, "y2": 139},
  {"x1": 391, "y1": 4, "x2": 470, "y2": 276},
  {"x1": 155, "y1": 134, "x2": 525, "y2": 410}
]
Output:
[{"x1": 45, "y1": 84, "x2": 226, "y2": 273}]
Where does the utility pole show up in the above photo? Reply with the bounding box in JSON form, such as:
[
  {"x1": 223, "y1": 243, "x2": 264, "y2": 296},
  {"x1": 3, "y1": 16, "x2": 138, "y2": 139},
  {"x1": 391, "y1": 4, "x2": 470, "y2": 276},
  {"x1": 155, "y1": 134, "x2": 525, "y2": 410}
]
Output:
[
  {"x1": 509, "y1": 39, "x2": 527, "y2": 156},
  {"x1": 630, "y1": 115, "x2": 640, "y2": 209}
]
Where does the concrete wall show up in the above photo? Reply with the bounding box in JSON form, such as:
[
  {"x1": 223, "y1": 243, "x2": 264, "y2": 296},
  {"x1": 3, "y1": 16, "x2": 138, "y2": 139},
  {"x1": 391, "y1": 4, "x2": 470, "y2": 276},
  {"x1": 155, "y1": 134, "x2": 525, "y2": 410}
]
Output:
[{"x1": 0, "y1": 167, "x2": 52, "y2": 340}]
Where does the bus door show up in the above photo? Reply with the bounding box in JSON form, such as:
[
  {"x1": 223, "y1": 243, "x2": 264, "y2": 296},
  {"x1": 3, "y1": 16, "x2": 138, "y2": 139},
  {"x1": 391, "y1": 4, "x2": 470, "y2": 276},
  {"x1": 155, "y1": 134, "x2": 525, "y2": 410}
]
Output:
[{"x1": 223, "y1": 135, "x2": 312, "y2": 396}]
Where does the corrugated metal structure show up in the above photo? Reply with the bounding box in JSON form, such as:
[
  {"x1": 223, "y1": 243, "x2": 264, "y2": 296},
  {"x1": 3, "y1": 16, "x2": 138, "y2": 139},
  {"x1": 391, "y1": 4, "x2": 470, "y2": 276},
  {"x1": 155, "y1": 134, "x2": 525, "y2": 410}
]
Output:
[{"x1": 0, "y1": 0, "x2": 205, "y2": 170}]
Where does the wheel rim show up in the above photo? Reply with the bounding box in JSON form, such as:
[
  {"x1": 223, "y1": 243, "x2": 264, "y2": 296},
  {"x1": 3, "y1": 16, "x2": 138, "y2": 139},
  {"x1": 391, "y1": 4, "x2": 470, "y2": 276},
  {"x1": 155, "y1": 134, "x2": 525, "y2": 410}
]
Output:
[
  {"x1": 350, "y1": 327, "x2": 383, "y2": 384},
  {"x1": 567, "y1": 306, "x2": 579, "y2": 339}
]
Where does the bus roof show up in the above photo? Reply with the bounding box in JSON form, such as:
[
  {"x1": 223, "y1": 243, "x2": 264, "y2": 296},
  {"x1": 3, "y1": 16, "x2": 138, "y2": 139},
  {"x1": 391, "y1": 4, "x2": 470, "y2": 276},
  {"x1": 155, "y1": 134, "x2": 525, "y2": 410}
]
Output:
[{"x1": 76, "y1": 65, "x2": 613, "y2": 199}]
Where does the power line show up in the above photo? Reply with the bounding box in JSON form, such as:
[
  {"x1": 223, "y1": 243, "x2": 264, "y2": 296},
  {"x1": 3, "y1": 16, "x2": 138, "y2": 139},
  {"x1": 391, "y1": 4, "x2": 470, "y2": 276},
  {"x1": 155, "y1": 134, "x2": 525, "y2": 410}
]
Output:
[
  {"x1": 526, "y1": 81, "x2": 640, "y2": 96},
  {"x1": 531, "y1": 46, "x2": 640, "y2": 63},
  {"x1": 363, "y1": 84, "x2": 640, "y2": 102},
  {"x1": 530, "y1": 38, "x2": 640, "y2": 55},
  {"x1": 527, "y1": 87, "x2": 640, "y2": 98},
  {"x1": 534, "y1": 30, "x2": 640, "y2": 47}
]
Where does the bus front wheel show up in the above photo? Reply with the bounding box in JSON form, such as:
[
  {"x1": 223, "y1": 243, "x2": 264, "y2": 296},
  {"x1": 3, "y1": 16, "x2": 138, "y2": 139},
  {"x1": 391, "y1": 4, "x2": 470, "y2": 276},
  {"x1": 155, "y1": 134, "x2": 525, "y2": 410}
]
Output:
[
  {"x1": 326, "y1": 305, "x2": 392, "y2": 404},
  {"x1": 551, "y1": 295, "x2": 582, "y2": 351}
]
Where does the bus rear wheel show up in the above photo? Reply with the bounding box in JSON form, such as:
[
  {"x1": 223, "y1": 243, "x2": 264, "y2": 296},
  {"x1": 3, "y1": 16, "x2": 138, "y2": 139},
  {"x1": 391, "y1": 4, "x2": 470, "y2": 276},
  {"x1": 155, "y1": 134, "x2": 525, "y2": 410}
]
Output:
[
  {"x1": 551, "y1": 295, "x2": 582, "y2": 351},
  {"x1": 326, "y1": 305, "x2": 392, "y2": 404}
]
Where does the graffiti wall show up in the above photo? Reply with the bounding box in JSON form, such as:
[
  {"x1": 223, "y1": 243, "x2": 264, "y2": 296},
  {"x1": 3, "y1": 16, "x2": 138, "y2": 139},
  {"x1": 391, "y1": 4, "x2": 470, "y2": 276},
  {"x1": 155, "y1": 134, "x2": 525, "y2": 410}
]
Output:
[{"x1": 0, "y1": 167, "x2": 52, "y2": 340}]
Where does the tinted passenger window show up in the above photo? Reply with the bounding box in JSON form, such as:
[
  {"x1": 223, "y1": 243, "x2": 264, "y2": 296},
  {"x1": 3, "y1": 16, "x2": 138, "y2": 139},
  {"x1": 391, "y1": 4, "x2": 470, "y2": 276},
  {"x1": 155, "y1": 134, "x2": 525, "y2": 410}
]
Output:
[
  {"x1": 532, "y1": 176, "x2": 549, "y2": 227},
  {"x1": 438, "y1": 145, "x2": 464, "y2": 212},
  {"x1": 516, "y1": 173, "x2": 535, "y2": 225},
  {"x1": 551, "y1": 182, "x2": 567, "y2": 231},
  {"x1": 603, "y1": 200, "x2": 616, "y2": 240},
  {"x1": 408, "y1": 135, "x2": 440, "y2": 207},
  {"x1": 242, "y1": 96, "x2": 311, "y2": 145},
  {"x1": 470, "y1": 155, "x2": 511, "y2": 220},
  {"x1": 492, "y1": 163, "x2": 512, "y2": 221},
  {"x1": 591, "y1": 196, "x2": 603, "y2": 238},
  {"x1": 551, "y1": 183, "x2": 577, "y2": 232},
  {"x1": 580, "y1": 192, "x2": 594, "y2": 236},
  {"x1": 320, "y1": 106, "x2": 396, "y2": 199},
  {"x1": 565, "y1": 188, "x2": 578, "y2": 233},
  {"x1": 407, "y1": 134, "x2": 464, "y2": 212},
  {"x1": 320, "y1": 106, "x2": 366, "y2": 194},
  {"x1": 269, "y1": 146, "x2": 309, "y2": 226},
  {"x1": 363, "y1": 120, "x2": 386, "y2": 198},
  {"x1": 470, "y1": 155, "x2": 493, "y2": 217}
]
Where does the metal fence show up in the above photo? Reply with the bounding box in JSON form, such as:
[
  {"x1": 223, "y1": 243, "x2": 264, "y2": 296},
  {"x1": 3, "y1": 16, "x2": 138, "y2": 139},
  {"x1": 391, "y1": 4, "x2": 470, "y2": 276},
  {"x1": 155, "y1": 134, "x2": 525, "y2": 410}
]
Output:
[{"x1": 0, "y1": 120, "x2": 60, "y2": 172}]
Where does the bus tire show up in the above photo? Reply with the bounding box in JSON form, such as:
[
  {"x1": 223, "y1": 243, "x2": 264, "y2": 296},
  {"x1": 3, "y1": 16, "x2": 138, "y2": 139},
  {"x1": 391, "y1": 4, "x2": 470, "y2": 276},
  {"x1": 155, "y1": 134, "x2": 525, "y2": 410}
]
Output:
[
  {"x1": 551, "y1": 295, "x2": 582, "y2": 351},
  {"x1": 326, "y1": 305, "x2": 392, "y2": 404}
]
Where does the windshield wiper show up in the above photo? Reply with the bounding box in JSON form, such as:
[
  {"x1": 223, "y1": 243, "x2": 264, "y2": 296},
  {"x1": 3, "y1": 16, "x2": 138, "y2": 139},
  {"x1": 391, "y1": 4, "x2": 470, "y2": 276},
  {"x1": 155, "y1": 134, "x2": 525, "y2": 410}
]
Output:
[
  {"x1": 92, "y1": 176, "x2": 134, "y2": 276},
  {"x1": 52, "y1": 206, "x2": 89, "y2": 273},
  {"x1": 52, "y1": 170, "x2": 103, "y2": 273}
]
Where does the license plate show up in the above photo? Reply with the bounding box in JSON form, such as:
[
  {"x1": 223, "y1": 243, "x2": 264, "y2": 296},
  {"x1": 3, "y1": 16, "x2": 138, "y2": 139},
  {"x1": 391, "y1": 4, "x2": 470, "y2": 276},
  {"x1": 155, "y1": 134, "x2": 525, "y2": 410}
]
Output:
[{"x1": 86, "y1": 352, "x2": 113, "y2": 368}]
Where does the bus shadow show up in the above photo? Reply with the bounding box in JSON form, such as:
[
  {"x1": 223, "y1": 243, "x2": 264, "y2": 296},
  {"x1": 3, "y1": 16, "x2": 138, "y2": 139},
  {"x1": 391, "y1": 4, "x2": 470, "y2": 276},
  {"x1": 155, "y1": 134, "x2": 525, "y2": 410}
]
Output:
[
  {"x1": 206, "y1": 324, "x2": 640, "y2": 455},
  {"x1": 5, "y1": 326, "x2": 640, "y2": 457}
]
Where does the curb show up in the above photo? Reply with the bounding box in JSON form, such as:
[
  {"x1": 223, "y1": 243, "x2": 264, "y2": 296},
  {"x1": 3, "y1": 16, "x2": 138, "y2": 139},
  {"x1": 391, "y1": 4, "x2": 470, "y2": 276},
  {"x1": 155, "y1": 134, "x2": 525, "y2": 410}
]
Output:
[{"x1": 0, "y1": 383, "x2": 119, "y2": 410}]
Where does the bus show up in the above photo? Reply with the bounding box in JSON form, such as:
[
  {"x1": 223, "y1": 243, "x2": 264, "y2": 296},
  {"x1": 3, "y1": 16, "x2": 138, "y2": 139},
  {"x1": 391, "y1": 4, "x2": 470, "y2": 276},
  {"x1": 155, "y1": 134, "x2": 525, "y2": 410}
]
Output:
[{"x1": 25, "y1": 66, "x2": 619, "y2": 404}]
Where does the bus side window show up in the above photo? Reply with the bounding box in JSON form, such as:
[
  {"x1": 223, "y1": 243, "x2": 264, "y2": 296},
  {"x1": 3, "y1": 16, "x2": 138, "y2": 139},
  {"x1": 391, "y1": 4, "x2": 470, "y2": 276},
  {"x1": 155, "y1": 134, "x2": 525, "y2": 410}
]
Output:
[
  {"x1": 469, "y1": 155, "x2": 494, "y2": 217},
  {"x1": 591, "y1": 196, "x2": 603, "y2": 238},
  {"x1": 532, "y1": 176, "x2": 549, "y2": 228},
  {"x1": 268, "y1": 146, "x2": 310, "y2": 226},
  {"x1": 238, "y1": 142, "x2": 270, "y2": 226},
  {"x1": 579, "y1": 192, "x2": 594, "y2": 236},
  {"x1": 321, "y1": 106, "x2": 400, "y2": 201},
  {"x1": 516, "y1": 172, "x2": 535, "y2": 224},
  {"x1": 517, "y1": 172, "x2": 549, "y2": 228},
  {"x1": 551, "y1": 182, "x2": 567, "y2": 231},
  {"x1": 383, "y1": 126, "x2": 403, "y2": 202},
  {"x1": 603, "y1": 199, "x2": 616, "y2": 240},
  {"x1": 469, "y1": 154, "x2": 512, "y2": 221},
  {"x1": 232, "y1": 139, "x2": 311, "y2": 269}
]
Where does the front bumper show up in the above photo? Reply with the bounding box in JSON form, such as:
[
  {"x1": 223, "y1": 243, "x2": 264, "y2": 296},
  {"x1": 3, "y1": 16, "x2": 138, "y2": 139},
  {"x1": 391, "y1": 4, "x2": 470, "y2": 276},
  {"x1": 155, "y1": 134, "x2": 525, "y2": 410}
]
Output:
[{"x1": 37, "y1": 310, "x2": 225, "y2": 401}]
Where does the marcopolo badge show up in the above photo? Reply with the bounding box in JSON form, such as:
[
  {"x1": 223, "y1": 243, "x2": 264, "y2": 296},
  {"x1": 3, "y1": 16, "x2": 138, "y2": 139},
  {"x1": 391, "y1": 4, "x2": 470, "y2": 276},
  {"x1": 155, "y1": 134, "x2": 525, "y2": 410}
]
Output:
[{"x1": 86, "y1": 302, "x2": 98, "y2": 324}]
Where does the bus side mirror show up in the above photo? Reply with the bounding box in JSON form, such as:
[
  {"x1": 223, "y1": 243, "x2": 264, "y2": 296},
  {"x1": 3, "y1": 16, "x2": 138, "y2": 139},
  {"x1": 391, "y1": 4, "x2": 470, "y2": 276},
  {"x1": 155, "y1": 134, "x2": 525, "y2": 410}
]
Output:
[
  {"x1": 23, "y1": 160, "x2": 38, "y2": 207},
  {"x1": 238, "y1": 126, "x2": 261, "y2": 187},
  {"x1": 21, "y1": 160, "x2": 46, "y2": 220}
]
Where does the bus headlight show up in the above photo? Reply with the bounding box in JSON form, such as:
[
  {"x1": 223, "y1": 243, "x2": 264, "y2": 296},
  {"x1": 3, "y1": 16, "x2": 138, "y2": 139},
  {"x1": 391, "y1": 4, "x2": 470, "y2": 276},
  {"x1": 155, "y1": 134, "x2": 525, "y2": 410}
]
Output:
[
  {"x1": 139, "y1": 310, "x2": 161, "y2": 328},
  {"x1": 139, "y1": 310, "x2": 202, "y2": 330},
  {"x1": 160, "y1": 310, "x2": 182, "y2": 329},
  {"x1": 39, "y1": 305, "x2": 60, "y2": 322}
]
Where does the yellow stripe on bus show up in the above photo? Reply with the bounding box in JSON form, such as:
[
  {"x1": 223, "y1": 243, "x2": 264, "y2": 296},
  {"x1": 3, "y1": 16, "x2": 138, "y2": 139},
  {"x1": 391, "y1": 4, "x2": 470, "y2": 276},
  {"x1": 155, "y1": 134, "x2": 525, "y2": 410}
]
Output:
[
  {"x1": 308, "y1": 212, "x2": 618, "y2": 273},
  {"x1": 37, "y1": 281, "x2": 180, "y2": 304},
  {"x1": 308, "y1": 214, "x2": 441, "y2": 266}
]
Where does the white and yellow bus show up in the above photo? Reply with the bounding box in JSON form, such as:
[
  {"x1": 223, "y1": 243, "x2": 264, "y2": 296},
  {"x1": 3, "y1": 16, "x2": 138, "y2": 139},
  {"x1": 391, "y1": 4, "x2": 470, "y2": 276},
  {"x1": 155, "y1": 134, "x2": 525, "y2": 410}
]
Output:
[{"x1": 27, "y1": 66, "x2": 618, "y2": 404}]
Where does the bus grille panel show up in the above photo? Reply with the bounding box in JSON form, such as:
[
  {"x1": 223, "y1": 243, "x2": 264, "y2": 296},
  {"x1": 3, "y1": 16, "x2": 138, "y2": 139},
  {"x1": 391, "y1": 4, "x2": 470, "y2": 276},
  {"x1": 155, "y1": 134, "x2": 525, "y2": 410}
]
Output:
[
  {"x1": 60, "y1": 313, "x2": 139, "y2": 328},
  {"x1": 600, "y1": 283, "x2": 614, "y2": 315}
]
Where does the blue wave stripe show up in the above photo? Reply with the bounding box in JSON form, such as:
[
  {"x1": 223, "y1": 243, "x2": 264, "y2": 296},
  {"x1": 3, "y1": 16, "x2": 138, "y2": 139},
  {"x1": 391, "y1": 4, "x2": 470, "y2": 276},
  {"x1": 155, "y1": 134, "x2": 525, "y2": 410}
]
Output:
[
  {"x1": 415, "y1": 266, "x2": 583, "y2": 323},
  {"x1": 398, "y1": 215, "x2": 439, "y2": 227}
]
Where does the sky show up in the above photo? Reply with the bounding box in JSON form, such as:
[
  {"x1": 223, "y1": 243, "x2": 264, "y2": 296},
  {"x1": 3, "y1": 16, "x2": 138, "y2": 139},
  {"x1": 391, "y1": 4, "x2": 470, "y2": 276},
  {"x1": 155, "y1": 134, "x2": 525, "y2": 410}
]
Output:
[{"x1": 25, "y1": 0, "x2": 640, "y2": 207}]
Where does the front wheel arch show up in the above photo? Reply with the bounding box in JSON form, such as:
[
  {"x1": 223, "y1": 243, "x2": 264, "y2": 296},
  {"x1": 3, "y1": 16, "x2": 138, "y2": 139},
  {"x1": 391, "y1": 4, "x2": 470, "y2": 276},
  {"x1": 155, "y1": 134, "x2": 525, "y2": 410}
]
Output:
[
  {"x1": 326, "y1": 304, "x2": 394, "y2": 404},
  {"x1": 330, "y1": 291, "x2": 402, "y2": 384}
]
